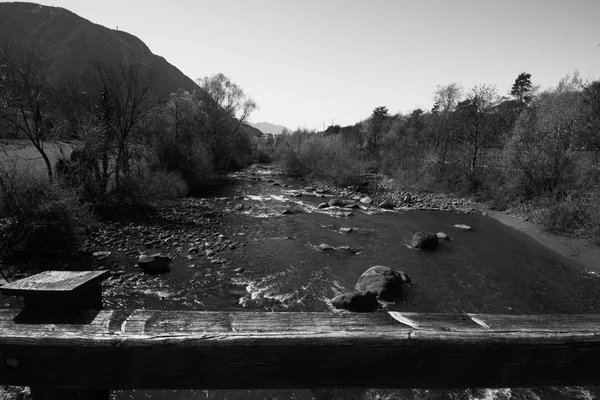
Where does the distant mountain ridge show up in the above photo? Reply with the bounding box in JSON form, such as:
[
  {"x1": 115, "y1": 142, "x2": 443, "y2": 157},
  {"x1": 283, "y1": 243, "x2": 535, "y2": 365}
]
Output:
[
  {"x1": 0, "y1": 2, "x2": 198, "y2": 95},
  {"x1": 250, "y1": 121, "x2": 287, "y2": 135}
]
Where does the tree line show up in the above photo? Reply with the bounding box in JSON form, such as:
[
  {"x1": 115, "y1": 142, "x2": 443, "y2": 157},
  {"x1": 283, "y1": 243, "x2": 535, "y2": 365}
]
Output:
[{"x1": 269, "y1": 72, "x2": 600, "y2": 243}]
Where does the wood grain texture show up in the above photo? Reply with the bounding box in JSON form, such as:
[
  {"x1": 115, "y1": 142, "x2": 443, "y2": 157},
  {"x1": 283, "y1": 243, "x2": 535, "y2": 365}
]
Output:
[
  {"x1": 1, "y1": 309, "x2": 600, "y2": 389},
  {"x1": 0, "y1": 271, "x2": 110, "y2": 297}
]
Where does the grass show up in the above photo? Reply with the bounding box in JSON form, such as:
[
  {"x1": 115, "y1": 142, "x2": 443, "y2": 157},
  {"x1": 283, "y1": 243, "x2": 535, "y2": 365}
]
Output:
[{"x1": 0, "y1": 140, "x2": 74, "y2": 177}]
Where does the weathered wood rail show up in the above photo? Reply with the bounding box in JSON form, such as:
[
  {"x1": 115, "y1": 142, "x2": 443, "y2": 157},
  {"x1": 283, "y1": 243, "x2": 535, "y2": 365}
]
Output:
[{"x1": 1, "y1": 271, "x2": 600, "y2": 398}]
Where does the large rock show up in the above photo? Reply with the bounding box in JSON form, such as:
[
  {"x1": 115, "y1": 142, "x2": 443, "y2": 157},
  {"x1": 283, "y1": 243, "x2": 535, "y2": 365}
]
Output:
[
  {"x1": 138, "y1": 253, "x2": 171, "y2": 274},
  {"x1": 355, "y1": 266, "x2": 412, "y2": 301},
  {"x1": 331, "y1": 291, "x2": 378, "y2": 312},
  {"x1": 411, "y1": 232, "x2": 438, "y2": 250}
]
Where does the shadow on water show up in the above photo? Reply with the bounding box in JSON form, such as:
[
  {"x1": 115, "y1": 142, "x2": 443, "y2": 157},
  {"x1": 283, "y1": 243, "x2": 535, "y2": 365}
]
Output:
[{"x1": 112, "y1": 165, "x2": 600, "y2": 400}]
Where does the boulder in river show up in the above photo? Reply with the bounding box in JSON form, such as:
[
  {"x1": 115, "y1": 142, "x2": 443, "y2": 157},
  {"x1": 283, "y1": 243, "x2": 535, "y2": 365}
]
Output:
[
  {"x1": 138, "y1": 253, "x2": 171, "y2": 274},
  {"x1": 355, "y1": 266, "x2": 412, "y2": 301},
  {"x1": 411, "y1": 232, "x2": 438, "y2": 250},
  {"x1": 378, "y1": 199, "x2": 395, "y2": 209},
  {"x1": 331, "y1": 291, "x2": 378, "y2": 312},
  {"x1": 454, "y1": 224, "x2": 472, "y2": 231}
]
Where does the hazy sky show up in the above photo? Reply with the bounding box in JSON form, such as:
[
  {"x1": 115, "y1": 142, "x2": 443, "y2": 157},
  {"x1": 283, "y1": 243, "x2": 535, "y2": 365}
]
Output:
[{"x1": 10, "y1": 0, "x2": 600, "y2": 130}]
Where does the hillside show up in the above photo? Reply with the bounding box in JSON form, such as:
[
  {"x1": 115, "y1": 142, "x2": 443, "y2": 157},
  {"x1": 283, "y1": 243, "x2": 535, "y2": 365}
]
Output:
[
  {"x1": 0, "y1": 2, "x2": 197, "y2": 95},
  {"x1": 251, "y1": 121, "x2": 287, "y2": 135}
]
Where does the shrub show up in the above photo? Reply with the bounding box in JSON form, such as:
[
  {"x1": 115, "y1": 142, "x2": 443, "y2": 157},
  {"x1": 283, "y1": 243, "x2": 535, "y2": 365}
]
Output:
[
  {"x1": 0, "y1": 174, "x2": 94, "y2": 255},
  {"x1": 256, "y1": 149, "x2": 272, "y2": 163},
  {"x1": 282, "y1": 149, "x2": 311, "y2": 178},
  {"x1": 120, "y1": 164, "x2": 188, "y2": 201},
  {"x1": 149, "y1": 138, "x2": 215, "y2": 195},
  {"x1": 535, "y1": 190, "x2": 600, "y2": 245},
  {"x1": 276, "y1": 131, "x2": 365, "y2": 185}
]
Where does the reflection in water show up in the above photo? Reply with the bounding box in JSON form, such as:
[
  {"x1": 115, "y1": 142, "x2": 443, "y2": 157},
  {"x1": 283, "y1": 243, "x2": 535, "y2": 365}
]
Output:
[{"x1": 111, "y1": 166, "x2": 600, "y2": 400}]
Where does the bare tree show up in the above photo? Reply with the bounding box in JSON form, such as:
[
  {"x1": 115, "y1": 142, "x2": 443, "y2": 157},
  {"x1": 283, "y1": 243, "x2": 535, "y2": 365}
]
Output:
[
  {"x1": 196, "y1": 73, "x2": 257, "y2": 168},
  {"x1": 455, "y1": 84, "x2": 501, "y2": 187},
  {"x1": 0, "y1": 45, "x2": 55, "y2": 182},
  {"x1": 431, "y1": 83, "x2": 463, "y2": 164},
  {"x1": 90, "y1": 59, "x2": 159, "y2": 189}
]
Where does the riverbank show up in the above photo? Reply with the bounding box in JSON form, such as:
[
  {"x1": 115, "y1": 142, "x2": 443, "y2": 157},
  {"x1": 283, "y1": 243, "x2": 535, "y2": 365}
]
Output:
[{"x1": 486, "y1": 210, "x2": 600, "y2": 273}]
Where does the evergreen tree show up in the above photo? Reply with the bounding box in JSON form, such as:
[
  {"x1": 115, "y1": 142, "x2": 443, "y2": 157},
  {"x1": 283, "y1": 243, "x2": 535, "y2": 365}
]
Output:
[{"x1": 511, "y1": 72, "x2": 533, "y2": 105}]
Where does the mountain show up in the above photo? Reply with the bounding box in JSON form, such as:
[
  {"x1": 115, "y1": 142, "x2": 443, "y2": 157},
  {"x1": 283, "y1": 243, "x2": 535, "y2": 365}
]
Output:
[
  {"x1": 250, "y1": 121, "x2": 287, "y2": 135},
  {"x1": 0, "y1": 2, "x2": 197, "y2": 95}
]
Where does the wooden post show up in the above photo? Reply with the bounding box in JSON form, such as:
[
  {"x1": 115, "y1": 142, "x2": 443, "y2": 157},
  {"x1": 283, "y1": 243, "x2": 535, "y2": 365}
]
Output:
[{"x1": 0, "y1": 270, "x2": 110, "y2": 400}]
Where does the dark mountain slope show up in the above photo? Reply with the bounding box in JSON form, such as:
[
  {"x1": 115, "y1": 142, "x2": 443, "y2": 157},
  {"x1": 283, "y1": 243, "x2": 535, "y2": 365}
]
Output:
[{"x1": 0, "y1": 2, "x2": 197, "y2": 95}]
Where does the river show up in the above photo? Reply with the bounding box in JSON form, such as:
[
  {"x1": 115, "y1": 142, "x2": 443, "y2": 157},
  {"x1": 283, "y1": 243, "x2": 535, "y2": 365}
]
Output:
[{"x1": 17, "y1": 164, "x2": 600, "y2": 399}]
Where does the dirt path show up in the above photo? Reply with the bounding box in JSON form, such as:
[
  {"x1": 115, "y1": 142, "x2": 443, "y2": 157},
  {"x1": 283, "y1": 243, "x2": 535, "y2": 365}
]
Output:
[{"x1": 487, "y1": 210, "x2": 600, "y2": 272}]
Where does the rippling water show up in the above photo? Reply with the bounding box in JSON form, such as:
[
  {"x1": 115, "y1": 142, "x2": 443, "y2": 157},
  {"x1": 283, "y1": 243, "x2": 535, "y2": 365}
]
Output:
[{"x1": 106, "y1": 166, "x2": 600, "y2": 400}]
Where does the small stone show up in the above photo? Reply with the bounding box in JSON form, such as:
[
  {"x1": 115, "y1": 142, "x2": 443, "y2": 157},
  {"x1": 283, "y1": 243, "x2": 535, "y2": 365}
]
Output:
[
  {"x1": 92, "y1": 251, "x2": 111, "y2": 260},
  {"x1": 339, "y1": 227, "x2": 353, "y2": 234},
  {"x1": 234, "y1": 267, "x2": 244, "y2": 273},
  {"x1": 234, "y1": 204, "x2": 244, "y2": 211},
  {"x1": 336, "y1": 246, "x2": 357, "y2": 254},
  {"x1": 334, "y1": 211, "x2": 354, "y2": 218},
  {"x1": 360, "y1": 196, "x2": 373, "y2": 205},
  {"x1": 188, "y1": 247, "x2": 199, "y2": 254},
  {"x1": 436, "y1": 232, "x2": 450, "y2": 241},
  {"x1": 206, "y1": 249, "x2": 215, "y2": 257},
  {"x1": 318, "y1": 244, "x2": 334, "y2": 251},
  {"x1": 454, "y1": 224, "x2": 472, "y2": 231},
  {"x1": 229, "y1": 244, "x2": 237, "y2": 250},
  {"x1": 211, "y1": 259, "x2": 221, "y2": 265},
  {"x1": 317, "y1": 202, "x2": 329, "y2": 209}
]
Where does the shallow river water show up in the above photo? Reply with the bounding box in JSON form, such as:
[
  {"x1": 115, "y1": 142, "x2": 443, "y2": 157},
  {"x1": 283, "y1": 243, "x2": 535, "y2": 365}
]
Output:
[{"x1": 98, "y1": 166, "x2": 600, "y2": 399}]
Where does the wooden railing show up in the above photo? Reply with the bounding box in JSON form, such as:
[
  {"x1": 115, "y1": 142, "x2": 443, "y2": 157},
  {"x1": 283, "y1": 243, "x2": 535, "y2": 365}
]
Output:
[{"x1": 1, "y1": 271, "x2": 600, "y2": 399}]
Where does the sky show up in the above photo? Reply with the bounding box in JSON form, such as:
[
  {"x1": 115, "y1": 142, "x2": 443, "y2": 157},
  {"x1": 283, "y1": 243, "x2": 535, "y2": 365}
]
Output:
[{"x1": 8, "y1": 0, "x2": 600, "y2": 130}]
